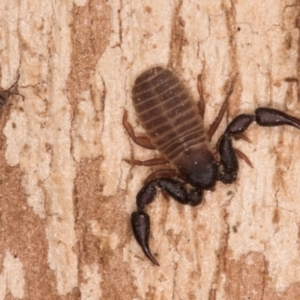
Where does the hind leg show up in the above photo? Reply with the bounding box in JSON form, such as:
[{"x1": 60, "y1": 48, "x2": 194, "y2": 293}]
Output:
[{"x1": 123, "y1": 110, "x2": 155, "y2": 150}]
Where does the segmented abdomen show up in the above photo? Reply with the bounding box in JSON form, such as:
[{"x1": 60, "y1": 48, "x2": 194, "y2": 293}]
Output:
[{"x1": 132, "y1": 67, "x2": 207, "y2": 166}]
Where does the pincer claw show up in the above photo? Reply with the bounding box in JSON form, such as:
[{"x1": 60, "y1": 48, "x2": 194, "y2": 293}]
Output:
[{"x1": 131, "y1": 211, "x2": 159, "y2": 266}]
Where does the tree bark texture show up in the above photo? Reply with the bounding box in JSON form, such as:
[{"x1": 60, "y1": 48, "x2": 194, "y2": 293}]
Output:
[{"x1": 0, "y1": 0, "x2": 300, "y2": 299}]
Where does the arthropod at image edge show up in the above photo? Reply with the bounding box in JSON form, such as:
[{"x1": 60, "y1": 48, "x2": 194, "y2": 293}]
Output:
[
  {"x1": 123, "y1": 67, "x2": 300, "y2": 266},
  {"x1": 0, "y1": 75, "x2": 24, "y2": 116}
]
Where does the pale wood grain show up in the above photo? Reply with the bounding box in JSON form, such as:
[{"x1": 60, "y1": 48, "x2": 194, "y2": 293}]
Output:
[{"x1": 0, "y1": 0, "x2": 300, "y2": 299}]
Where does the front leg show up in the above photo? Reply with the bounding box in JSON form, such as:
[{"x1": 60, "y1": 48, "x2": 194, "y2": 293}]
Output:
[{"x1": 131, "y1": 178, "x2": 202, "y2": 265}]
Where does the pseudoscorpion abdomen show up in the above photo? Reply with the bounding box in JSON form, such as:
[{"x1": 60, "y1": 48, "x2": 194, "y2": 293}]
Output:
[{"x1": 132, "y1": 67, "x2": 207, "y2": 165}]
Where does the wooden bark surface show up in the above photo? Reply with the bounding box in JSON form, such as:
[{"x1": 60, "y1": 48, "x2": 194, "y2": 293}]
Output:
[{"x1": 0, "y1": 0, "x2": 300, "y2": 299}]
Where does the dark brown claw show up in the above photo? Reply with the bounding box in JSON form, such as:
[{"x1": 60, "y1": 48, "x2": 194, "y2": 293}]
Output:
[
  {"x1": 256, "y1": 107, "x2": 300, "y2": 129},
  {"x1": 131, "y1": 211, "x2": 159, "y2": 266}
]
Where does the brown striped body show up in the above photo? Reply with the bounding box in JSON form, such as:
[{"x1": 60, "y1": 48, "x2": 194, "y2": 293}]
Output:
[{"x1": 132, "y1": 67, "x2": 218, "y2": 189}]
